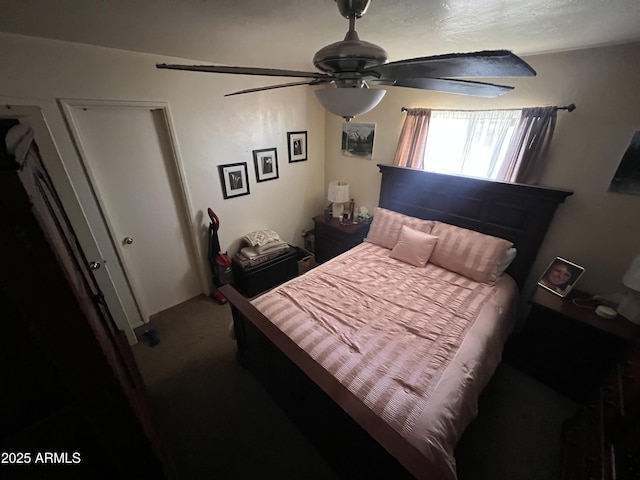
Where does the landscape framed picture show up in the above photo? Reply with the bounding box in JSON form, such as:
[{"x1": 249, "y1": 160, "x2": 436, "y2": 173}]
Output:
[
  {"x1": 253, "y1": 147, "x2": 279, "y2": 182},
  {"x1": 287, "y1": 131, "x2": 307, "y2": 162},
  {"x1": 218, "y1": 162, "x2": 250, "y2": 199},
  {"x1": 341, "y1": 122, "x2": 375, "y2": 159}
]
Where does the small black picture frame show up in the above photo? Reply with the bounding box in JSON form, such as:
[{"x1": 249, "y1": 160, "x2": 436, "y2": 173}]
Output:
[
  {"x1": 253, "y1": 147, "x2": 279, "y2": 182},
  {"x1": 537, "y1": 256, "x2": 585, "y2": 297},
  {"x1": 218, "y1": 162, "x2": 250, "y2": 199},
  {"x1": 287, "y1": 131, "x2": 307, "y2": 163}
]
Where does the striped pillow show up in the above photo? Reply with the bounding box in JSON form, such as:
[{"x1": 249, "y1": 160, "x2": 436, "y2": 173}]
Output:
[
  {"x1": 365, "y1": 207, "x2": 435, "y2": 249},
  {"x1": 429, "y1": 222, "x2": 513, "y2": 283}
]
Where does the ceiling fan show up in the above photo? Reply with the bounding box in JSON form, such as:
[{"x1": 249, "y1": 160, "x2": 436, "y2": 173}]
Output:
[{"x1": 157, "y1": 0, "x2": 536, "y2": 121}]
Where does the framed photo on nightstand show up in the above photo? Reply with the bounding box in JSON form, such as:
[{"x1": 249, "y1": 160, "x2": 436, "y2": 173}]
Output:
[{"x1": 537, "y1": 256, "x2": 585, "y2": 297}]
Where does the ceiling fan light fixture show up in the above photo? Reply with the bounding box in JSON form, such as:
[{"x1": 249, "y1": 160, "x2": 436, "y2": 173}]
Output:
[{"x1": 314, "y1": 87, "x2": 386, "y2": 121}]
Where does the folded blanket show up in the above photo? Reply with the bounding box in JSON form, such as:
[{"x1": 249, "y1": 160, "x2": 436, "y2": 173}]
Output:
[
  {"x1": 233, "y1": 246, "x2": 292, "y2": 268},
  {"x1": 243, "y1": 230, "x2": 281, "y2": 247},
  {"x1": 241, "y1": 240, "x2": 289, "y2": 258}
]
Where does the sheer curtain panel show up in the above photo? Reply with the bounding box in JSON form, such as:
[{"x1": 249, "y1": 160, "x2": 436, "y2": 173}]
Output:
[
  {"x1": 499, "y1": 106, "x2": 558, "y2": 184},
  {"x1": 393, "y1": 108, "x2": 431, "y2": 169}
]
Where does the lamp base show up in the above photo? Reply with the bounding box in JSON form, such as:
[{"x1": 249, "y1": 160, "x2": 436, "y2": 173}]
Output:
[
  {"x1": 332, "y1": 202, "x2": 344, "y2": 219},
  {"x1": 618, "y1": 291, "x2": 640, "y2": 325}
]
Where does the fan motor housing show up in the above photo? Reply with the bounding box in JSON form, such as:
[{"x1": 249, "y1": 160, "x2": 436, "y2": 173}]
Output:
[
  {"x1": 313, "y1": 39, "x2": 388, "y2": 73},
  {"x1": 336, "y1": 0, "x2": 371, "y2": 19}
]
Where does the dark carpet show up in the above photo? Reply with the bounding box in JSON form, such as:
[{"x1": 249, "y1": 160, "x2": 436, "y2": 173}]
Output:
[{"x1": 132, "y1": 296, "x2": 576, "y2": 480}]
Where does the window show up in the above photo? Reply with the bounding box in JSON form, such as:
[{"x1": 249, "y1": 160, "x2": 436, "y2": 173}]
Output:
[{"x1": 423, "y1": 109, "x2": 521, "y2": 179}]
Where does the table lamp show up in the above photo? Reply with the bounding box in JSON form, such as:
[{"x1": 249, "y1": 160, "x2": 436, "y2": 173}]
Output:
[
  {"x1": 618, "y1": 253, "x2": 640, "y2": 324},
  {"x1": 327, "y1": 181, "x2": 349, "y2": 219}
]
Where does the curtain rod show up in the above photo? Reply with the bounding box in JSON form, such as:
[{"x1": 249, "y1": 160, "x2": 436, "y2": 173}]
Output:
[{"x1": 401, "y1": 103, "x2": 576, "y2": 113}]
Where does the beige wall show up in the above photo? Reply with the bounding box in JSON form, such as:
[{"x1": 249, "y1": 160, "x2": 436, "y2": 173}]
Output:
[
  {"x1": 0, "y1": 32, "x2": 326, "y2": 273},
  {"x1": 3, "y1": 31, "x2": 639, "y2": 302},
  {"x1": 324, "y1": 41, "x2": 640, "y2": 297}
]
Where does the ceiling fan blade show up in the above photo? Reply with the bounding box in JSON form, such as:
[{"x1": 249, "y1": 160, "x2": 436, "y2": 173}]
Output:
[
  {"x1": 363, "y1": 50, "x2": 536, "y2": 79},
  {"x1": 372, "y1": 77, "x2": 514, "y2": 98},
  {"x1": 224, "y1": 79, "x2": 333, "y2": 97},
  {"x1": 156, "y1": 63, "x2": 333, "y2": 79}
]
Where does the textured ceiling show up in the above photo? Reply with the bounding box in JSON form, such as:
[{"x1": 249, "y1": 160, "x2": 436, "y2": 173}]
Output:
[{"x1": 1, "y1": 0, "x2": 639, "y2": 70}]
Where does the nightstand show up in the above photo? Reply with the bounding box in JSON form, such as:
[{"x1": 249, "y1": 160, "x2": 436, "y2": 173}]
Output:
[
  {"x1": 312, "y1": 215, "x2": 370, "y2": 263},
  {"x1": 505, "y1": 287, "x2": 640, "y2": 403},
  {"x1": 550, "y1": 291, "x2": 640, "y2": 480}
]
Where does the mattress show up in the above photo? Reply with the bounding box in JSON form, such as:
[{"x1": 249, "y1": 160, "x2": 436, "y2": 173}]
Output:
[{"x1": 251, "y1": 242, "x2": 517, "y2": 479}]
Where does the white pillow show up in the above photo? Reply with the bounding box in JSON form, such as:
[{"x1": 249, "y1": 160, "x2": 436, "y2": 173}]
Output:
[
  {"x1": 389, "y1": 225, "x2": 439, "y2": 267},
  {"x1": 496, "y1": 248, "x2": 517, "y2": 277}
]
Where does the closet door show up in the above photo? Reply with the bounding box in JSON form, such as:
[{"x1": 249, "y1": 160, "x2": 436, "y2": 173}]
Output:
[{"x1": 0, "y1": 122, "x2": 172, "y2": 478}]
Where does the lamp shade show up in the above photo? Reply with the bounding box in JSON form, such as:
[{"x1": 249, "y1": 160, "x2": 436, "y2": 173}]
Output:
[
  {"x1": 622, "y1": 254, "x2": 640, "y2": 292},
  {"x1": 314, "y1": 88, "x2": 386, "y2": 120},
  {"x1": 327, "y1": 181, "x2": 350, "y2": 203}
]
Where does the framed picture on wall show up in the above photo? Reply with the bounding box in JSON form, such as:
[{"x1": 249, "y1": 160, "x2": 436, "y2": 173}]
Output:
[
  {"x1": 609, "y1": 130, "x2": 640, "y2": 195},
  {"x1": 253, "y1": 147, "x2": 279, "y2": 182},
  {"x1": 287, "y1": 131, "x2": 307, "y2": 163},
  {"x1": 218, "y1": 162, "x2": 250, "y2": 199},
  {"x1": 341, "y1": 122, "x2": 375, "y2": 159},
  {"x1": 537, "y1": 256, "x2": 585, "y2": 297}
]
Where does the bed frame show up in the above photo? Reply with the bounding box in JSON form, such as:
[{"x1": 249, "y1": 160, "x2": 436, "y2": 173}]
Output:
[{"x1": 220, "y1": 165, "x2": 572, "y2": 479}]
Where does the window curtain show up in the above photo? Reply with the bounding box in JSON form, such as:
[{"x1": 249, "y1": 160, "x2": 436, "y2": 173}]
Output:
[
  {"x1": 393, "y1": 108, "x2": 431, "y2": 169},
  {"x1": 498, "y1": 106, "x2": 557, "y2": 184}
]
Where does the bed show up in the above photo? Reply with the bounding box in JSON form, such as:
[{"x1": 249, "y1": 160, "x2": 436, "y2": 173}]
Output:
[{"x1": 220, "y1": 165, "x2": 572, "y2": 480}]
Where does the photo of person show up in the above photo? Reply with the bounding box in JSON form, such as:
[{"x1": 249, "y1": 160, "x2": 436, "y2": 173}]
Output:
[
  {"x1": 293, "y1": 139, "x2": 302, "y2": 156},
  {"x1": 537, "y1": 257, "x2": 585, "y2": 297}
]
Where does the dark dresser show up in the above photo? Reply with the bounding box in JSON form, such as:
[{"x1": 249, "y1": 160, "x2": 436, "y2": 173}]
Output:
[{"x1": 312, "y1": 215, "x2": 370, "y2": 263}]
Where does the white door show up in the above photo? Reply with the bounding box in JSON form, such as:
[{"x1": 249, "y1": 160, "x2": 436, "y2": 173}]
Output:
[{"x1": 63, "y1": 103, "x2": 202, "y2": 321}]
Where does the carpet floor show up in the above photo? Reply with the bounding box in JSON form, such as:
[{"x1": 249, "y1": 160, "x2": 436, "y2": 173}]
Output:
[{"x1": 132, "y1": 295, "x2": 577, "y2": 480}]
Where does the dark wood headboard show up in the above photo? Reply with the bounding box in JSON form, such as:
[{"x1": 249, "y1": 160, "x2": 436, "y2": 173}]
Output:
[{"x1": 377, "y1": 165, "x2": 573, "y2": 288}]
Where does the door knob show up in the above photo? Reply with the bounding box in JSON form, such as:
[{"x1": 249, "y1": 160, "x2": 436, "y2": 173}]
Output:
[
  {"x1": 89, "y1": 261, "x2": 101, "y2": 270},
  {"x1": 122, "y1": 237, "x2": 133, "y2": 245}
]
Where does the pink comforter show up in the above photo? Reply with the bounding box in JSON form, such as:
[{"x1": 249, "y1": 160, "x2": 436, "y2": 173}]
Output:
[{"x1": 252, "y1": 242, "x2": 516, "y2": 479}]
